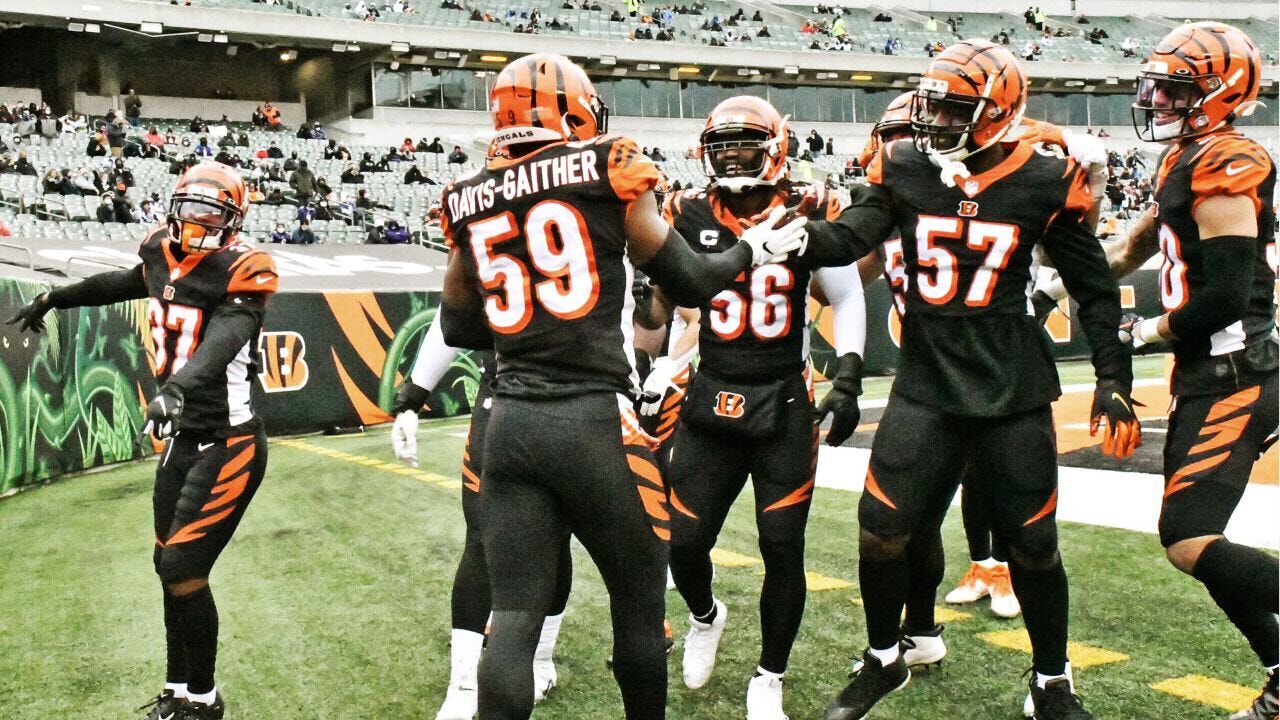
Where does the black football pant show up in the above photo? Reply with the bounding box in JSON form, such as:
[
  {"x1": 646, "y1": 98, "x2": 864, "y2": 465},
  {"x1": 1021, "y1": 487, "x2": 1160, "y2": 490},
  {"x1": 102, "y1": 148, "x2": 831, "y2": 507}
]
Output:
[
  {"x1": 860, "y1": 392, "x2": 1069, "y2": 675},
  {"x1": 478, "y1": 392, "x2": 668, "y2": 720},
  {"x1": 667, "y1": 371, "x2": 817, "y2": 675},
  {"x1": 154, "y1": 428, "x2": 268, "y2": 694},
  {"x1": 452, "y1": 385, "x2": 571, "y2": 636},
  {"x1": 1160, "y1": 375, "x2": 1279, "y2": 667}
]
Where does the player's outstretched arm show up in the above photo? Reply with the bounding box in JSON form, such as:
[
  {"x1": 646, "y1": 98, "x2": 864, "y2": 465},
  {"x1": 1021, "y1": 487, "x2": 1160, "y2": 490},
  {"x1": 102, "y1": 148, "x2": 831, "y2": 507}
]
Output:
[
  {"x1": 439, "y1": 246, "x2": 494, "y2": 351},
  {"x1": 626, "y1": 190, "x2": 806, "y2": 308},
  {"x1": 8, "y1": 264, "x2": 147, "y2": 333},
  {"x1": 799, "y1": 184, "x2": 897, "y2": 268}
]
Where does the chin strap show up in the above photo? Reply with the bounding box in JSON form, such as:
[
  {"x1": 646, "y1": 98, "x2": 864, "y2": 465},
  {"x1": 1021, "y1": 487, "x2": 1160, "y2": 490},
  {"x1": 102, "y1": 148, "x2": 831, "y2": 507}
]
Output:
[{"x1": 927, "y1": 147, "x2": 972, "y2": 188}]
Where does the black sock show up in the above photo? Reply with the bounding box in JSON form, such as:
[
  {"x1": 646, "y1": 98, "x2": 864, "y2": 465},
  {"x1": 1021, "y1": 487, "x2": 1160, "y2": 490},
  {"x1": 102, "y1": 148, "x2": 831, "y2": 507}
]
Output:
[
  {"x1": 450, "y1": 528, "x2": 491, "y2": 634},
  {"x1": 1009, "y1": 559, "x2": 1069, "y2": 676},
  {"x1": 670, "y1": 545, "x2": 716, "y2": 620},
  {"x1": 859, "y1": 548, "x2": 909, "y2": 651},
  {"x1": 173, "y1": 585, "x2": 219, "y2": 695},
  {"x1": 1193, "y1": 539, "x2": 1280, "y2": 666},
  {"x1": 961, "y1": 488, "x2": 993, "y2": 562},
  {"x1": 903, "y1": 530, "x2": 944, "y2": 635},
  {"x1": 162, "y1": 586, "x2": 188, "y2": 685}
]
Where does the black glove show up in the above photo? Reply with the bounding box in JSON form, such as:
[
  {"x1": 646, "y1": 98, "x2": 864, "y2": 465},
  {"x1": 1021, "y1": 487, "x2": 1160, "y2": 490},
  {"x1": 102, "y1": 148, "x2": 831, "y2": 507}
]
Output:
[
  {"x1": 1030, "y1": 290, "x2": 1059, "y2": 326},
  {"x1": 7, "y1": 292, "x2": 52, "y2": 333},
  {"x1": 1089, "y1": 378, "x2": 1141, "y2": 460},
  {"x1": 815, "y1": 352, "x2": 863, "y2": 447},
  {"x1": 392, "y1": 381, "x2": 430, "y2": 415},
  {"x1": 143, "y1": 385, "x2": 185, "y2": 441}
]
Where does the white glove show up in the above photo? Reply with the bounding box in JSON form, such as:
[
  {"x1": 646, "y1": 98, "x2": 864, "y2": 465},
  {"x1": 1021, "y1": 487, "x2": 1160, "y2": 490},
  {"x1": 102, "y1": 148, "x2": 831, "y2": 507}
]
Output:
[
  {"x1": 391, "y1": 410, "x2": 419, "y2": 467},
  {"x1": 741, "y1": 205, "x2": 809, "y2": 266},
  {"x1": 639, "y1": 356, "x2": 682, "y2": 417},
  {"x1": 1062, "y1": 129, "x2": 1107, "y2": 170}
]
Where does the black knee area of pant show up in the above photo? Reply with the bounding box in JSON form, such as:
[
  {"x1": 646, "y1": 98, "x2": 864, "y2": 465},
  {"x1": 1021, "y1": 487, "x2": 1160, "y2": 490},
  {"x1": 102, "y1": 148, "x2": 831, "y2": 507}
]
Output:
[
  {"x1": 860, "y1": 529, "x2": 910, "y2": 562},
  {"x1": 478, "y1": 609, "x2": 542, "y2": 718},
  {"x1": 1004, "y1": 522, "x2": 1059, "y2": 571}
]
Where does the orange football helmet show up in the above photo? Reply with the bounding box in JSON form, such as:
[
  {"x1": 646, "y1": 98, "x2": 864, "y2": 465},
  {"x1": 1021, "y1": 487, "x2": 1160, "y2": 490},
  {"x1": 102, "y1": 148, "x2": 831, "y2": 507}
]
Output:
[
  {"x1": 860, "y1": 91, "x2": 914, "y2": 167},
  {"x1": 1132, "y1": 22, "x2": 1263, "y2": 143},
  {"x1": 698, "y1": 96, "x2": 789, "y2": 193},
  {"x1": 167, "y1": 161, "x2": 248, "y2": 254},
  {"x1": 489, "y1": 53, "x2": 608, "y2": 156},
  {"x1": 911, "y1": 40, "x2": 1027, "y2": 162}
]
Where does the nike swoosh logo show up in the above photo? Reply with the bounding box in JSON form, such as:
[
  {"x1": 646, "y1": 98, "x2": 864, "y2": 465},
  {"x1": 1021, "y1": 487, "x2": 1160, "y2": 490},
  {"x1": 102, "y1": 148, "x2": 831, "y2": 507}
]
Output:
[
  {"x1": 256, "y1": 274, "x2": 275, "y2": 284},
  {"x1": 198, "y1": 442, "x2": 215, "y2": 452},
  {"x1": 1224, "y1": 163, "x2": 1249, "y2": 176},
  {"x1": 1110, "y1": 392, "x2": 1132, "y2": 412}
]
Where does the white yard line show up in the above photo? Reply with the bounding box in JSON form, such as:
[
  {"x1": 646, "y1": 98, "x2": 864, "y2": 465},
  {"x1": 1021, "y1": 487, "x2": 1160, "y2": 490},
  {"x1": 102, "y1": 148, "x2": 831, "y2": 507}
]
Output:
[{"x1": 815, "y1": 446, "x2": 1279, "y2": 550}]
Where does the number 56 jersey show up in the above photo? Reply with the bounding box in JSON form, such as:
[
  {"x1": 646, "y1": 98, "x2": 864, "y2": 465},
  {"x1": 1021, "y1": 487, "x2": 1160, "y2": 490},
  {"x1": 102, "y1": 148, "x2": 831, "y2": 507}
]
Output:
[
  {"x1": 442, "y1": 135, "x2": 662, "y2": 400},
  {"x1": 865, "y1": 139, "x2": 1126, "y2": 416}
]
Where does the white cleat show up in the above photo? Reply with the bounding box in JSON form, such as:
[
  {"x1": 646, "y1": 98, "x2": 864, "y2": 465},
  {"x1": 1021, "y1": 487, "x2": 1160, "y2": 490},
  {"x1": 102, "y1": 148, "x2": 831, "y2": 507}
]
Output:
[
  {"x1": 1024, "y1": 662, "x2": 1075, "y2": 717},
  {"x1": 945, "y1": 562, "x2": 993, "y2": 604},
  {"x1": 987, "y1": 563, "x2": 1022, "y2": 619},
  {"x1": 532, "y1": 658, "x2": 557, "y2": 703},
  {"x1": 682, "y1": 599, "x2": 728, "y2": 689},
  {"x1": 435, "y1": 684, "x2": 477, "y2": 720},
  {"x1": 746, "y1": 672, "x2": 789, "y2": 720},
  {"x1": 901, "y1": 625, "x2": 947, "y2": 669}
]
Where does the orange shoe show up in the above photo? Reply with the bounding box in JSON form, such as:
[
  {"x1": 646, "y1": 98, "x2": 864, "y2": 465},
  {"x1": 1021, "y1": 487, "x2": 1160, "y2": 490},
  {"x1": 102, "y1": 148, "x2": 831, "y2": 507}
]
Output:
[
  {"x1": 944, "y1": 562, "x2": 992, "y2": 604},
  {"x1": 987, "y1": 563, "x2": 1021, "y2": 619}
]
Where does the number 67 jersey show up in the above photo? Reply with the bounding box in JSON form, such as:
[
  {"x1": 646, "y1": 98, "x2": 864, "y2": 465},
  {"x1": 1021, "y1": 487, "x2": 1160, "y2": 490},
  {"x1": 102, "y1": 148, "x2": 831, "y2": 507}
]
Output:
[
  {"x1": 864, "y1": 138, "x2": 1126, "y2": 416},
  {"x1": 441, "y1": 135, "x2": 662, "y2": 399}
]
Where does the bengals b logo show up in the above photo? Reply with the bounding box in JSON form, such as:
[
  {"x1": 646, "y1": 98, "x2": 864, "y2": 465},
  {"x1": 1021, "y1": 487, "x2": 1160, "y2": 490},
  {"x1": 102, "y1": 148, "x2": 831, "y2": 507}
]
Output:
[
  {"x1": 957, "y1": 200, "x2": 979, "y2": 218},
  {"x1": 713, "y1": 391, "x2": 746, "y2": 419},
  {"x1": 258, "y1": 331, "x2": 310, "y2": 393}
]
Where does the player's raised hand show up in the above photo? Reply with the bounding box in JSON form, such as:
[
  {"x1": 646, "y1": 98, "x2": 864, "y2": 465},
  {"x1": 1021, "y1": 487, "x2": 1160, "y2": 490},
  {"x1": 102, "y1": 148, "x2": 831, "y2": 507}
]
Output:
[
  {"x1": 142, "y1": 385, "x2": 185, "y2": 441},
  {"x1": 741, "y1": 205, "x2": 808, "y2": 266},
  {"x1": 1089, "y1": 379, "x2": 1141, "y2": 460},
  {"x1": 390, "y1": 381, "x2": 429, "y2": 467},
  {"x1": 7, "y1": 293, "x2": 52, "y2": 333}
]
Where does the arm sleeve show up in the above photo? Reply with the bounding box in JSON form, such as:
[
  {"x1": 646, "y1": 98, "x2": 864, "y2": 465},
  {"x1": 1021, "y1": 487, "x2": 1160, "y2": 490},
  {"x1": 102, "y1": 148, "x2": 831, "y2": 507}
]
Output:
[
  {"x1": 1166, "y1": 235, "x2": 1255, "y2": 342},
  {"x1": 640, "y1": 227, "x2": 752, "y2": 308},
  {"x1": 46, "y1": 264, "x2": 148, "y2": 308},
  {"x1": 814, "y1": 262, "x2": 867, "y2": 355},
  {"x1": 1040, "y1": 213, "x2": 1132, "y2": 388},
  {"x1": 801, "y1": 183, "x2": 897, "y2": 268},
  {"x1": 166, "y1": 294, "x2": 265, "y2": 393},
  {"x1": 408, "y1": 309, "x2": 463, "y2": 392}
]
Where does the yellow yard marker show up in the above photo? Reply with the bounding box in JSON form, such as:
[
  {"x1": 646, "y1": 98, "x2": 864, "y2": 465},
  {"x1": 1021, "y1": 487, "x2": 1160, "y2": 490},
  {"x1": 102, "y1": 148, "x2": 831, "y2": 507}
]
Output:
[
  {"x1": 1151, "y1": 676, "x2": 1256, "y2": 712},
  {"x1": 978, "y1": 629, "x2": 1128, "y2": 668}
]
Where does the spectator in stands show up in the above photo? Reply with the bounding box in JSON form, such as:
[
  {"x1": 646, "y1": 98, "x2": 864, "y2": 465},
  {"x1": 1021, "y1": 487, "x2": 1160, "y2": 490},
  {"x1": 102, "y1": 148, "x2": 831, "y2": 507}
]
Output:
[
  {"x1": 266, "y1": 141, "x2": 284, "y2": 159},
  {"x1": 0, "y1": 216, "x2": 10, "y2": 237},
  {"x1": 169, "y1": 154, "x2": 197, "y2": 176},
  {"x1": 314, "y1": 198, "x2": 338, "y2": 221},
  {"x1": 237, "y1": 131, "x2": 250, "y2": 147},
  {"x1": 284, "y1": 152, "x2": 300, "y2": 172},
  {"x1": 1121, "y1": 36, "x2": 1139, "y2": 57},
  {"x1": 312, "y1": 122, "x2": 326, "y2": 140},
  {"x1": 0, "y1": 104, "x2": 12, "y2": 124},
  {"x1": 400, "y1": 137, "x2": 417, "y2": 157},
  {"x1": 289, "y1": 160, "x2": 317, "y2": 203},
  {"x1": 341, "y1": 163, "x2": 365, "y2": 184},
  {"x1": 806, "y1": 129, "x2": 824, "y2": 156},
  {"x1": 134, "y1": 199, "x2": 160, "y2": 225},
  {"x1": 263, "y1": 187, "x2": 290, "y2": 205},
  {"x1": 757, "y1": 25, "x2": 771, "y2": 37},
  {"x1": 447, "y1": 145, "x2": 468, "y2": 165},
  {"x1": 214, "y1": 147, "x2": 238, "y2": 167},
  {"x1": 883, "y1": 36, "x2": 895, "y2": 55},
  {"x1": 290, "y1": 220, "x2": 318, "y2": 245},
  {"x1": 1021, "y1": 40, "x2": 1036, "y2": 60},
  {"x1": 262, "y1": 102, "x2": 282, "y2": 128},
  {"x1": 189, "y1": 116, "x2": 210, "y2": 134},
  {"x1": 610, "y1": 9, "x2": 623, "y2": 21},
  {"x1": 96, "y1": 193, "x2": 116, "y2": 223},
  {"x1": 144, "y1": 126, "x2": 165, "y2": 147},
  {"x1": 648, "y1": 147, "x2": 666, "y2": 161},
  {"x1": 365, "y1": 220, "x2": 387, "y2": 244},
  {"x1": 106, "y1": 118, "x2": 128, "y2": 158},
  {"x1": 0, "y1": 154, "x2": 14, "y2": 175},
  {"x1": 296, "y1": 122, "x2": 311, "y2": 139},
  {"x1": 124, "y1": 89, "x2": 142, "y2": 127},
  {"x1": 824, "y1": 136, "x2": 833, "y2": 156},
  {"x1": 403, "y1": 163, "x2": 435, "y2": 184},
  {"x1": 72, "y1": 168, "x2": 98, "y2": 195},
  {"x1": 252, "y1": 106, "x2": 267, "y2": 127},
  {"x1": 831, "y1": 15, "x2": 845, "y2": 37},
  {"x1": 42, "y1": 169, "x2": 64, "y2": 194},
  {"x1": 873, "y1": 11, "x2": 891, "y2": 21},
  {"x1": 356, "y1": 188, "x2": 390, "y2": 214},
  {"x1": 218, "y1": 132, "x2": 238, "y2": 149},
  {"x1": 246, "y1": 182, "x2": 265, "y2": 204},
  {"x1": 324, "y1": 139, "x2": 342, "y2": 159},
  {"x1": 111, "y1": 159, "x2": 134, "y2": 188},
  {"x1": 751, "y1": 9, "x2": 761, "y2": 21},
  {"x1": 14, "y1": 152, "x2": 36, "y2": 176},
  {"x1": 297, "y1": 203, "x2": 317, "y2": 224},
  {"x1": 195, "y1": 137, "x2": 214, "y2": 157},
  {"x1": 359, "y1": 152, "x2": 378, "y2": 173},
  {"x1": 269, "y1": 223, "x2": 291, "y2": 243},
  {"x1": 383, "y1": 219, "x2": 411, "y2": 244},
  {"x1": 1097, "y1": 128, "x2": 1111, "y2": 138}
]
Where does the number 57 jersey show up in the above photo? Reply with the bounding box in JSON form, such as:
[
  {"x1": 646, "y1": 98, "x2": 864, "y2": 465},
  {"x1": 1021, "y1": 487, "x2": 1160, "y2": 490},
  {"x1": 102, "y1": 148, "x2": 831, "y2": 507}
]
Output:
[
  {"x1": 866, "y1": 139, "x2": 1122, "y2": 416},
  {"x1": 442, "y1": 135, "x2": 662, "y2": 400}
]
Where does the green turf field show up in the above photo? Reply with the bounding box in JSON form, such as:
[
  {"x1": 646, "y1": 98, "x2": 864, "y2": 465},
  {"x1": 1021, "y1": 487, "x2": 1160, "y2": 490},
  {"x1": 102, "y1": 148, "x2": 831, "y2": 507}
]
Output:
[{"x1": 1, "y1": 362, "x2": 1271, "y2": 720}]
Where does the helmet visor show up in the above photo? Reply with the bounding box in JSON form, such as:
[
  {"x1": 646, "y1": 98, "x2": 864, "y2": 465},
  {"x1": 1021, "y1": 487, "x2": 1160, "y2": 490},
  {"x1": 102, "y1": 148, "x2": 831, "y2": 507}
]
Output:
[{"x1": 1131, "y1": 72, "x2": 1207, "y2": 141}]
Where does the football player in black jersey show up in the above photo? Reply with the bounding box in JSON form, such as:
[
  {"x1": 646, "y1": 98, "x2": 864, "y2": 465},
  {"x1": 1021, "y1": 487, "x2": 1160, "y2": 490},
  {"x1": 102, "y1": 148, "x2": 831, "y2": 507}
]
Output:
[
  {"x1": 389, "y1": 315, "x2": 572, "y2": 719},
  {"x1": 794, "y1": 42, "x2": 1140, "y2": 720},
  {"x1": 10, "y1": 162, "x2": 277, "y2": 720},
  {"x1": 635, "y1": 96, "x2": 867, "y2": 720},
  {"x1": 436, "y1": 53, "x2": 806, "y2": 720},
  {"x1": 1106, "y1": 23, "x2": 1278, "y2": 719}
]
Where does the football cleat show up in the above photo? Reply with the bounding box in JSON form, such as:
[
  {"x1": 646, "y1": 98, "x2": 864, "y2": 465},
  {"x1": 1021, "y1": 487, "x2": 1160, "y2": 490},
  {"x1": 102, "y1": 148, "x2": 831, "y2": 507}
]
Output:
[
  {"x1": 1024, "y1": 663, "x2": 1074, "y2": 717},
  {"x1": 532, "y1": 659, "x2": 557, "y2": 703},
  {"x1": 1028, "y1": 676, "x2": 1094, "y2": 720},
  {"x1": 945, "y1": 562, "x2": 993, "y2": 604},
  {"x1": 682, "y1": 599, "x2": 728, "y2": 689},
  {"x1": 901, "y1": 625, "x2": 947, "y2": 669},
  {"x1": 435, "y1": 684, "x2": 478, "y2": 720},
  {"x1": 177, "y1": 692, "x2": 224, "y2": 720},
  {"x1": 988, "y1": 563, "x2": 1021, "y2": 619},
  {"x1": 138, "y1": 690, "x2": 186, "y2": 720},
  {"x1": 822, "y1": 650, "x2": 910, "y2": 720},
  {"x1": 746, "y1": 672, "x2": 789, "y2": 720},
  {"x1": 1229, "y1": 667, "x2": 1278, "y2": 720}
]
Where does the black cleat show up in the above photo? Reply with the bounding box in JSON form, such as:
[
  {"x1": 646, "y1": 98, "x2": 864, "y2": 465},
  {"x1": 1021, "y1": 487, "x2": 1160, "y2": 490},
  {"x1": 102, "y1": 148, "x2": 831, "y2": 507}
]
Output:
[
  {"x1": 1029, "y1": 677, "x2": 1094, "y2": 720},
  {"x1": 1229, "y1": 667, "x2": 1278, "y2": 720},
  {"x1": 138, "y1": 690, "x2": 186, "y2": 720},
  {"x1": 179, "y1": 692, "x2": 225, "y2": 720},
  {"x1": 822, "y1": 650, "x2": 910, "y2": 720}
]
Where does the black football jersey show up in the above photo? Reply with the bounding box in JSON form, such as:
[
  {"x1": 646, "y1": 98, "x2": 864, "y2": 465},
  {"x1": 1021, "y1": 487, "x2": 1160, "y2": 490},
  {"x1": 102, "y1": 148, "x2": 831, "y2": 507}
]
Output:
[
  {"x1": 443, "y1": 135, "x2": 662, "y2": 399},
  {"x1": 138, "y1": 226, "x2": 278, "y2": 433},
  {"x1": 662, "y1": 184, "x2": 842, "y2": 379},
  {"x1": 1151, "y1": 130, "x2": 1278, "y2": 397},
  {"x1": 866, "y1": 138, "x2": 1108, "y2": 416}
]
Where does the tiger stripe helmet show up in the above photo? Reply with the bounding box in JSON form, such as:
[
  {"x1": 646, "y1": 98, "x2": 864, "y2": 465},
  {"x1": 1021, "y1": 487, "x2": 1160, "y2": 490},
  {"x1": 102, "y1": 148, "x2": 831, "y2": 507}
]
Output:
[
  {"x1": 489, "y1": 53, "x2": 608, "y2": 156},
  {"x1": 911, "y1": 40, "x2": 1027, "y2": 162},
  {"x1": 1132, "y1": 22, "x2": 1263, "y2": 143},
  {"x1": 698, "y1": 96, "x2": 789, "y2": 193},
  {"x1": 167, "y1": 161, "x2": 249, "y2": 254},
  {"x1": 860, "y1": 91, "x2": 915, "y2": 168}
]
